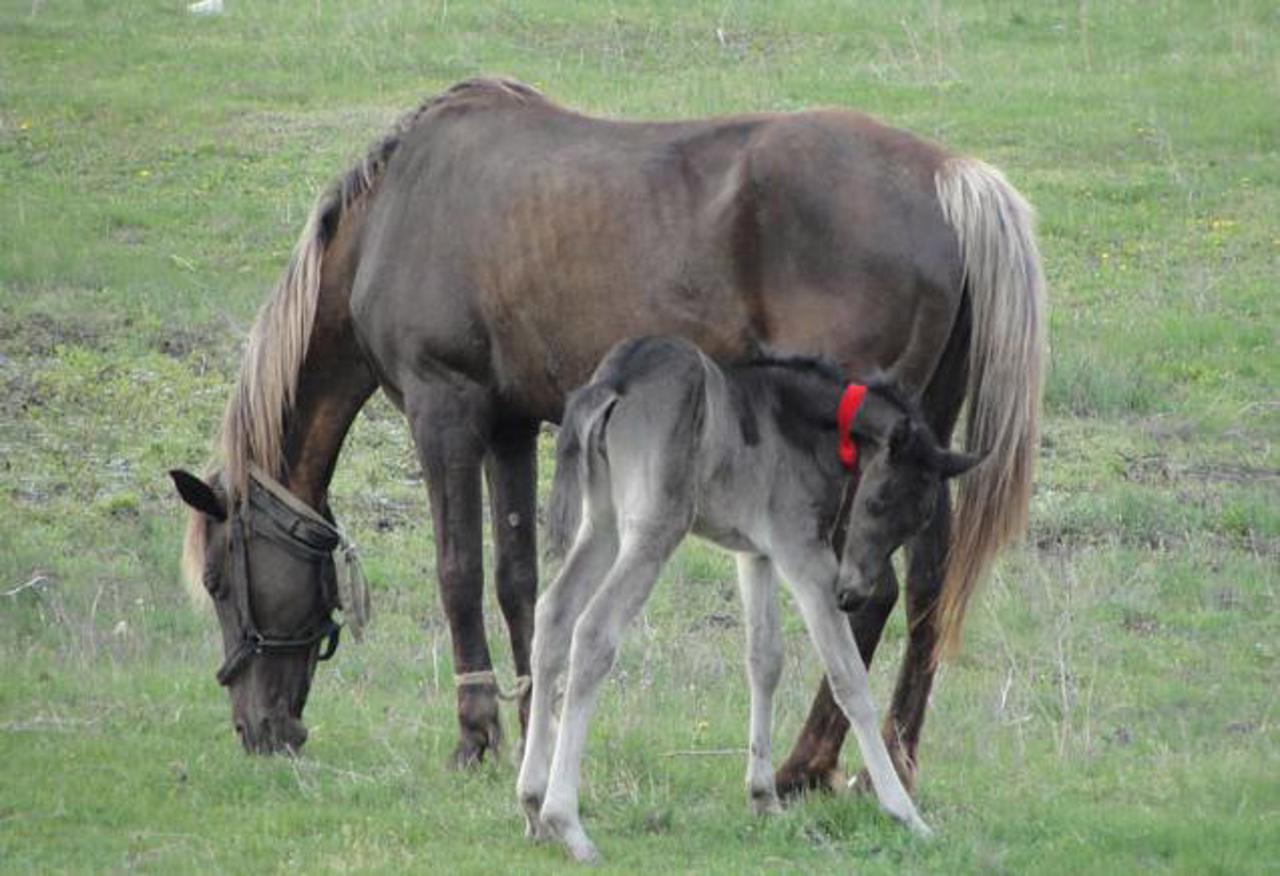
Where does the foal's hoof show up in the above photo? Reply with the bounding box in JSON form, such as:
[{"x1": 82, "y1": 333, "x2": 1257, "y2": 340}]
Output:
[
  {"x1": 849, "y1": 750, "x2": 917, "y2": 796},
  {"x1": 909, "y1": 817, "x2": 934, "y2": 840},
  {"x1": 542, "y1": 811, "x2": 602, "y2": 865},
  {"x1": 520, "y1": 793, "x2": 548, "y2": 841},
  {"x1": 750, "y1": 788, "x2": 784, "y2": 816},
  {"x1": 448, "y1": 685, "x2": 503, "y2": 768}
]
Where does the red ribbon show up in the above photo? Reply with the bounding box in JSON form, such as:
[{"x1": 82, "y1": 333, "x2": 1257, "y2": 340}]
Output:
[{"x1": 837, "y1": 384, "x2": 868, "y2": 470}]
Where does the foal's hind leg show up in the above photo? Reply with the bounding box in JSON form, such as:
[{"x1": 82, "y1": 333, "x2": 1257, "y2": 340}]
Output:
[
  {"x1": 774, "y1": 547, "x2": 930, "y2": 836},
  {"x1": 485, "y1": 420, "x2": 540, "y2": 743},
  {"x1": 517, "y1": 520, "x2": 619, "y2": 840},
  {"x1": 406, "y1": 379, "x2": 501, "y2": 768},
  {"x1": 736, "y1": 554, "x2": 784, "y2": 815},
  {"x1": 540, "y1": 526, "x2": 684, "y2": 863}
]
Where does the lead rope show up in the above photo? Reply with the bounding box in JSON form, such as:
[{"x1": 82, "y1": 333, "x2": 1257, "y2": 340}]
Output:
[
  {"x1": 455, "y1": 669, "x2": 533, "y2": 702},
  {"x1": 333, "y1": 528, "x2": 370, "y2": 642}
]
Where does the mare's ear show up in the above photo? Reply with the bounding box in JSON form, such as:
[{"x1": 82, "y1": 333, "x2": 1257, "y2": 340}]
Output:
[
  {"x1": 932, "y1": 448, "x2": 986, "y2": 480},
  {"x1": 169, "y1": 469, "x2": 227, "y2": 521}
]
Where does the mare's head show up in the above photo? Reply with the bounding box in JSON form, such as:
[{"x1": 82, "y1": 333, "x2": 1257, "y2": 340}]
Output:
[
  {"x1": 170, "y1": 468, "x2": 349, "y2": 754},
  {"x1": 834, "y1": 382, "x2": 984, "y2": 612}
]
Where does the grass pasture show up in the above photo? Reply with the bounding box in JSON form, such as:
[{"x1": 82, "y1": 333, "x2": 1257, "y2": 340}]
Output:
[{"x1": 1, "y1": 1, "x2": 1278, "y2": 872}]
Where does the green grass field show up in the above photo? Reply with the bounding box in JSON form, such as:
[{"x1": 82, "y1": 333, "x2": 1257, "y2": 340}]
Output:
[{"x1": 1, "y1": 1, "x2": 1277, "y2": 872}]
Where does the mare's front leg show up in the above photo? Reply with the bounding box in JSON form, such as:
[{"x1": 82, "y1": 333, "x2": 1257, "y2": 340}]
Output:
[
  {"x1": 407, "y1": 378, "x2": 500, "y2": 767},
  {"x1": 774, "y1": 547, "x2": 930, "y2": 836},
  {"x1": 485, "y1": 420, "x2": 540, "y2": 741},
  {"x1": 736, "y1": 554, "x2": 784, "y2": 815}
]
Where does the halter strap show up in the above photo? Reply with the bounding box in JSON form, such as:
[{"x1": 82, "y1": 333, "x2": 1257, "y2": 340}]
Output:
[
  {"x1": 837, "y1": 383, "x2": 868, "y2": 470},
  {"x1": 213, "y1": 466, "x2": 370, "y2": 687},
  {"x1": 247, "y1": 463, "x2": 370, "y2": 638}
]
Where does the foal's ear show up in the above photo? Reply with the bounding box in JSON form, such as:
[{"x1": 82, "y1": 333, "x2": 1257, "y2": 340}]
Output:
[
  {"x1": 932, "y1": 448, "x2": 986, "y2": 480},
  {"x1": 169, "y1": 469, "x2": 227, "y2": 521},
  {"x1": 887, "y1": 416, "x2": 914, "y2": 461}
]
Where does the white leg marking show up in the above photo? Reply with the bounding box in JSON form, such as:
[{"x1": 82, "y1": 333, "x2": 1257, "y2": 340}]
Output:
[
  {"x1": 736, "y1": 554, "x2": 784, "y2": 815},
  {"x1": 777, "y1": 550, "x2": 932, "y2": 837},
  {"x1": 540, "y1": 533, "x2": 674, "y2": 863},
  {"x1": 517, "y1": 523, "x2": 617, "y2": 842}
]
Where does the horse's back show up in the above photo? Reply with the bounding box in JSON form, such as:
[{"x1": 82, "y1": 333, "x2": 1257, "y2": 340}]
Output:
[{"x1": 352, "y1": 86, "x2": 965, "y2": 417}]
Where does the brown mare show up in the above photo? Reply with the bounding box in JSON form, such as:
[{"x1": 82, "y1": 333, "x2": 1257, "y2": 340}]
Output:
[{"x1": 172, "y1": 78, "x2": 1046, "y2": 794}]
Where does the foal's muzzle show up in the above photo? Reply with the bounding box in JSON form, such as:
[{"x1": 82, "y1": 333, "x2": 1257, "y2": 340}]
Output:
[{"x1": 836, "y1": 586, "x2": 870, "y2": 614}]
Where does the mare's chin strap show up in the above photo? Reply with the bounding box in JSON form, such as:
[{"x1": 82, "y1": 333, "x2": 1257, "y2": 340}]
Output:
[{"x1": 837, "y1": 383, "x2": 868, "y2": 470}]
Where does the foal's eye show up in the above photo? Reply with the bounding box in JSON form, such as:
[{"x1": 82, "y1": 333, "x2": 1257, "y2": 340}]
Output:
[{"x1": 203, "y1": 559, "x2": 224, "y2": 596}]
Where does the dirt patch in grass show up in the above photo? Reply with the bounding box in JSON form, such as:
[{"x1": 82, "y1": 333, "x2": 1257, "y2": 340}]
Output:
[
  {"x1": 1121, "y1": 453, "x2": 1280, "y2": 487},
  {"x1": 0, "y1": 311, "x2": 109, "y2": 357},
  {"x1": 151, "y1": 322, "x2": 232, "y2": 361}
]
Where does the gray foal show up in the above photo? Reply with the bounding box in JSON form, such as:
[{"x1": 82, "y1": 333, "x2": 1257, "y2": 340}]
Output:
[{"x1": 517, "y1": 336, "x2": 982, "y2": 863}]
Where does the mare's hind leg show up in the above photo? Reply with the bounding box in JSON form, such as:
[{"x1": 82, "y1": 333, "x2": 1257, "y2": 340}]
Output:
[
  {"x1": 406, "y1": 379, "x2": 501, "y2": 768},
  {"x1": 774, "y1": 546, "x2": 929, "y2": 836},
  {"x1": 736, "y1": 554, "x2": 784, "y2": 815},
  {"x1": 517, "y1": 518, "x2": 619, "y2": 840},
  {"x1": 485, "y1": 420, "x2": 540, "y2": 742},
  {"x1": 540, "y1": 524, "x2": 686, "y2": 863},
  {"x1": 775, "y1": 566, "x2": 899, "y2": 797}
]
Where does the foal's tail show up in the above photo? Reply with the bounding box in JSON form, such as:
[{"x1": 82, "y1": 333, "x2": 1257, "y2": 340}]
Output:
[
  {"x1": 546, "y1": 383, "x2": 620, "y2": 561},
  {"x1": 933, "y1": 158, "x2": 1048, "y2": 663}
]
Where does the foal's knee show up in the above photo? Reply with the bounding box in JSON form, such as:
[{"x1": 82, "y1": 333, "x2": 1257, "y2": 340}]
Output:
[
  {"x1": 747, "y1": 640, "x2": 783, "y2": 690},
  {"x1": 567, "y1": 623, "x2": 620, "y2": 688}
]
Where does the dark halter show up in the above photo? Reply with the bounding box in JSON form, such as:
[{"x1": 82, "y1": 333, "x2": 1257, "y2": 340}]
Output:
[{"x1": 214, "y1": 469, "x2": 358, "y2": 687}]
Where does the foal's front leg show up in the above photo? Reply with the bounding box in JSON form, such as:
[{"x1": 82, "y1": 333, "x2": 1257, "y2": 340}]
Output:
[
  {"x1": 736, "y1": 554, "x2": 784, "y2": 815},
  {"x1": 775, "y1": 548, "x2": 931, "y2": 836}
]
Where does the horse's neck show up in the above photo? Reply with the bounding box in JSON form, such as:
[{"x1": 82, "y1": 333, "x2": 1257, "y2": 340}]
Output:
[{"x1": 281, "y1": 238, "x2": 378, "y2": 510}]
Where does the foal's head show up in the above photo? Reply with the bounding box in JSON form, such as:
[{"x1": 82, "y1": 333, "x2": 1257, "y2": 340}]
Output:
[
  {"x1": 834, "y1": 381, "x2": 983, "y2": 612},
  {"x1": 171, "y1": 468, "x2": 344, "y2": 754}
]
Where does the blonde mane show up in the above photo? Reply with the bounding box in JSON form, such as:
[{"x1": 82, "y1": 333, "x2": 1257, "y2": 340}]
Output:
[{"x1": 181, "y1": 77, "x2": 545, "y2": 596}]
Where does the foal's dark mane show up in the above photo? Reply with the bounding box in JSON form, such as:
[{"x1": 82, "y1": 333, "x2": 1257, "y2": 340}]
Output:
[{"x1": 729, "y1": 351, "x2": 916, "y2": 452}]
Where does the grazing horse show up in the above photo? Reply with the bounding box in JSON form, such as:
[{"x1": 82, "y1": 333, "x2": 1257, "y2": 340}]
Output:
[
  {"x1": 518, "y1": 336, "x2": 982, "y2": 862},
  {"x1": 171, "y1": 78, "x2": 1045, "y2": 787}
]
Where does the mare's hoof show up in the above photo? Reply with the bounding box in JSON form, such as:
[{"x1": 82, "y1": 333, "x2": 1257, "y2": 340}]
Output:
[
  {"x1": 774, "y1": 761, "x2": 845, "y2": 800},
  {"x1": 449, "y1": 684, "x2": 502, "y2": 768}
]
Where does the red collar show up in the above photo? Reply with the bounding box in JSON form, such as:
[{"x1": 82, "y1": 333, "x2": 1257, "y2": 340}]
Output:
[{"x1": 837, "y1": 384, "x2": 868, "y2": 470}]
